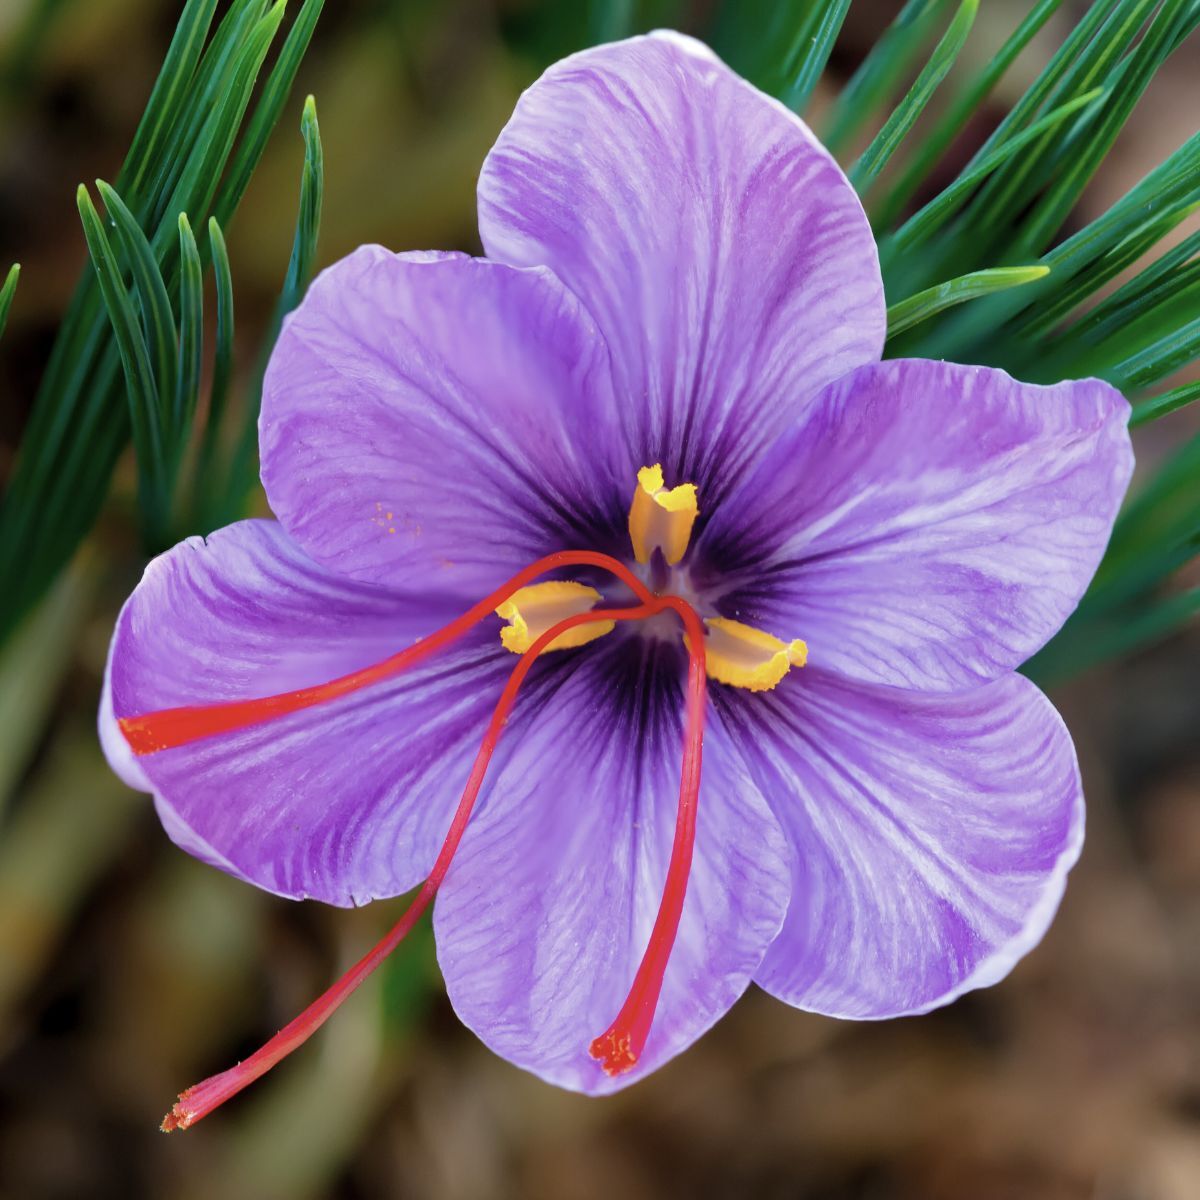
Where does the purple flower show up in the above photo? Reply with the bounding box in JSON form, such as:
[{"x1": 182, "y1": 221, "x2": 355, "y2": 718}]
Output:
[{"x1": 101, "y1": 32, "x2": 1133, "y2": 1122}]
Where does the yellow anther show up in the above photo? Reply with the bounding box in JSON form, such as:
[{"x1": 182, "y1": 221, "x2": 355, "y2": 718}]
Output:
[
  {"x1": 628, "y1": 463, "x2": 699, "y2": 565},
  {"x1": 699, "y1": 617, "x2": 807, "y2": 692},
  {"x1": 495, "y1": 581, "x2": 615, "y2": 655}
]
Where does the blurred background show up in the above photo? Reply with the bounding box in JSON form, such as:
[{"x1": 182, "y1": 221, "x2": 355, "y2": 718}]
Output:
[{"x1": 0, "y1": 1, "x2": 1198, "y2": 1197}]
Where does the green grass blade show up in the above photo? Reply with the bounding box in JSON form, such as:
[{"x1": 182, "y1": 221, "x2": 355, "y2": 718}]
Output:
[
  {"x1": 898, "y1": 0, "x2": 1122, "y2": 289},
  {"x1": 160, "y1": 3, "x2": 286, "y2": 245},
  {"x1": 141, "y1": 0, "x2": 267, "y2": 230},
  {"x1": 876, "y1": 0, "x2": 1065, "y2": 227},
  {"x1": 1032, "y1": 418, "x2": 1200, "y2": 680},
  {"x1": 1027, "y1": 588, "x2": 1200, "y2": 685},
  {"x1": 1040, "y1": 130, "x2": 1200, "y2": 281},
  {"x1": 116, "y1": 0, "x2": 218, "y2": 207},
  {"x1": 214, "y1": 0, "x2": 325, "y2": 228},
  {"x1": 1014, "y1": 0, "x2": 1198, "y2": 254},
  {"x1": 1130, "y1": 381, "x2": 1200, "y2": 427},
  {"x1": 0, "y1": 0, "x2": 283, "y2": 635},
  {"x1": 282, "y1": 96, "x2": 324, "y2": 310},
  {"x1": 1105, "y1": 314, "x2": 1200, "y2": 391},
  {"x1": 1096, "y1": 431, "x2": 1200, "y2": 611},
  {"x1": 711, "y1": 0, "x2": 833, "y2": 101},
  {"x1": 0, "y1": 0, "x2": 325, "y2": 638},
  {"x1": 95, "y1": 180, "x2": 178, "y2": 418},
  {"x1": 1070, "y1": 224, "x2": 1200, "y2": 346},
  {"x1": 207, "y1": 219, "x2": 235, "y2": 448},
  {"x1": 12, "y1": 0, "x2": 227, "y2": 504},
  {"x1": 882, "y1": 88, "x2": 1106, "y2": 262},
  {"x1": 781, "y1": 0, "x2": 853, "y2": 112},
  {"x1": 192, "y1": 218, "x2": 236, "y2": 524},
  {"x1": 911, "y1": 126, "x2": 1200, "y2": 362},
  {"x1": 886, "y1": 265, "x2": 1049, "y2": 338},
  {"x1": 822, "y1": 0, "x2": 950, "y2": 156},
  {"x1": 962, "y1": 0, "x2": 1156, "y2": 249},
  {"x1": 175, "y1": 215, "x2": 205, "y2": 447},
  {"x1": 220, "y1": 95, "x2": 325, "y2": 521},
  {"x1": 1018, "y1": 198, "x2": 1200, "y2": 340},
  {"x1": 0, "y1": 265, "x2": 18, "y2": 341},
  {"x1": 962, "y1": 0, "x2": 1122, "y2": 177},
  {"x1": 1086, "y1": 524, "x2": 1200, "y2": 615},
  {"x1": 76, "y1": 186, "x2": 167, "y2": 540},
  {"x1": 849, "y1": 0, "x2": 977, "y2": 196}
]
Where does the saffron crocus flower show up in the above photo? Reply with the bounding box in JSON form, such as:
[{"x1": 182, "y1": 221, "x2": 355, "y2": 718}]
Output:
[{"x1": 100, "y1": 31, "x2": 1133, "y2": 1126}]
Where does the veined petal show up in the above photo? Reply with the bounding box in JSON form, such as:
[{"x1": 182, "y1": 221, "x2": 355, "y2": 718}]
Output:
[
  {"x1": 104, "y1": 520, "x2": 511, "y2": 906},
  {"x1": 717, "y1": 670, "x2": 1084, "y2": 1018},
  {"x1": 433, "y1": 638, "x2": 790, "y2": 1094},
  {"x1": 697, "y1": 361, "x2": 1133, "y2": 691},
  {"x1": 478, "y1": 32, "x2": 884, "y2": 505},
  {"x1": 260, "y1": 248, "x2": 626, "y2": 595}
]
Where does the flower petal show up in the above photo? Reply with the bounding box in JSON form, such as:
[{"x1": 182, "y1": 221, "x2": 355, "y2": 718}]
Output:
[
  {"x1": 478, "y1": 32, "x2": 884, "y2": 504},
  {"x1": 433, "y1": 638, "x2": 790, "y2": 1093},
  {"x1": 697, "y1": 361, "x2": 1133, "y2": 691},
  {"x1": 260, "y1": 248, "x2": 626, "y2": 594},
  {"x1": 104, "y1": 520, "x2": 512, "y2": 906},
  {"x1": 716, "y1": 669, "x2": 1083, "y2": 1018}
]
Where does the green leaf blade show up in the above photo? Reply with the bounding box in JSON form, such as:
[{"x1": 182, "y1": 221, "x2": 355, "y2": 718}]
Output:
[
  {"x1": 214, "y1": 0, "x2": 326, "y2": 228},
  {"x1": 75, "y1": 185, "x2": 168, "y2": 542},
  {"x1": 849, "y1": 0, "x2": 978, "y2": 196},
  {"x1": 0, "y1": 264, "x2": 19, "y2": 342},
  {"x1": 1130, "y1": 381, "x2": 1200, "y2": 427},
  {"x1": 886, "y1": 265, "x2": 1050, "y2": 338},
  {"x1": 781, "y1": 0, "x2": 853, "y2": 113},
  {"x1": 822, "y1": 0, "x2": 952, "y2": 156},
  {"x1": 95, "y1": 180, "x2": 179, "y2": 419},
  {"x1": 175, "y1": 214, "x2": 205, "y2": 449},
  {"x1": 882, "y1": 87, "x2": 1107, "y2": 264},
  {"x1": 876, "y1": 0, "x2": 1066, "y2": 228}
]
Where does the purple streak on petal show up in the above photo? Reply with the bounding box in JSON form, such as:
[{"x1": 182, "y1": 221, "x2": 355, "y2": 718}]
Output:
[
  {"x1": 717, "y1": 669, "x2": 1083, "y2": 1018},
  {"x1": 478, "y1": 32, "x2": 885, "y2": 505},
  {"x1": 433, "y1": 637, "x2": 790, "y2": 1094},
  {"x1": 260, "y1": 248, "x2": 626, "y2": 593},
  {"x1": 697, "y1": 361, "x2": 1133, "y2": 691},
  {"x1": 105, "y1": 520, "x2": 512, "y2": 906}
]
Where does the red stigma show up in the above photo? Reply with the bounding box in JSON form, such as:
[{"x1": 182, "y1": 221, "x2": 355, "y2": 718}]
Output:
[
  {"x1": 588, "y1": 594, "x2": 707, "y2": 1076},
  {"x1": 136, "y1": 555, "x2": 707, "y2": 1129},
  {"x1": 119, "y1": 551, "x2": 656, "y2": 754}
]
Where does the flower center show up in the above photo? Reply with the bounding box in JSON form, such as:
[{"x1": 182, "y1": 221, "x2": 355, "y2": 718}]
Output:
[{"x1": 494, "y1": 464, "x2": 808, "y2": 695}]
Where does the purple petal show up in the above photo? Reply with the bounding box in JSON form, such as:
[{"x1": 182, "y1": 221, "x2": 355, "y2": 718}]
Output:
[
  {"x1": 99, "y1": 664, "x2": 150, "y2": 792},
  {"x1": 104, "y1": 520, "x2": 513, "y2": 906},
  {"x1": 433, "y1": 640, "x2": 790, "y2": 1093},
  {"x1": 478, "y1": 32, "x2": 884, "y2": 504},
  {"x1": 696, "y1": 361, "x2": 1133, "y2": 691},
  {"x1": 260, "y1": 248, "x2": 625, "y2": 594},
  {"x1": 717, "y1": 669, "x2": 1083, "y2": 1018}
]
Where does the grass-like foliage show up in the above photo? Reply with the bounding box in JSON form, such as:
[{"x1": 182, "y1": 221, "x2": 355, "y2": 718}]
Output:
[
  {"x1": 0, "y1": 0, "x2": 324, "y2": 640},
  {"x1": 0, "y1": 264, "x2": 18, "y2": 343},
  {"x1": 1, "y1": 0, "x2": 1197, "y2": 683}
]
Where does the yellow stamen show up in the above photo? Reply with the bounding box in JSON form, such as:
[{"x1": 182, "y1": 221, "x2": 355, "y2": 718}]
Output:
[
  {"x1": 628, "y1": 463, "x2": 699, "y2": 565},
  {"x1": 495, "y1": 581, "x2": 615, "y2": 654},
  {"x1": 698, "y1": 617, "x2": 807, "y2": 692}
]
